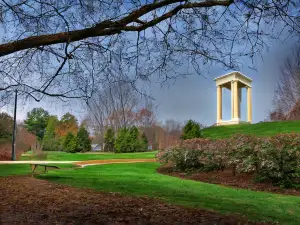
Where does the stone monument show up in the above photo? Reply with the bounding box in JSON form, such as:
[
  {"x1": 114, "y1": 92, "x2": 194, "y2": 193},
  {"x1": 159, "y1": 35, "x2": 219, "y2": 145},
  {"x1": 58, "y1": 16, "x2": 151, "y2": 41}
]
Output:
[{"x1": 214, "y1": 71, "x2": 252, "y2": 126}]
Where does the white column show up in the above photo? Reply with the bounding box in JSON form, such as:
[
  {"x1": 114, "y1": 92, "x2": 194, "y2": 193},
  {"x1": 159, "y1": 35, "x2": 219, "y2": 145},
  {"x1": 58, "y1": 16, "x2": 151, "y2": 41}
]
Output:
[
  {"x1": 238, "y1": 88, "x2": 242, "y2": 119},
  {"x1": 231, "y1": 81, "x2": 234, "y2": 120},
  {"x1": 247, "y1": 87, "x2": 252, "y2": 123},
  {"x1": 217, "y1": 85, "x2": 222, "y2": 122},
  {"x1": 233, "y1": 81, "x2": 239, "y2": 119}
]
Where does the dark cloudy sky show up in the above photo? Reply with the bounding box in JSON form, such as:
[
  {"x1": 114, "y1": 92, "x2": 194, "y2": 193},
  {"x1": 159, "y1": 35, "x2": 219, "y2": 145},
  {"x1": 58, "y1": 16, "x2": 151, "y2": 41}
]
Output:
[
  {"x1": 1, "y1": 39, "x2": 293, "y2": 127},
  {"x1": 149, "y1": 40, "x2": 293, "y2": 126}
]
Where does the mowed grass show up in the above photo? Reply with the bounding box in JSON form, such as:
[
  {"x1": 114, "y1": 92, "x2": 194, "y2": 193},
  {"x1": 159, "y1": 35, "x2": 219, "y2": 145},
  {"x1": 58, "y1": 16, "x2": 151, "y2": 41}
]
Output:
[
  {"x1": 39, "y1": 162, "x2": 300, "y2": 224},
  {"x1": 20, "y1": 151, "x2": 157, "y2": 161},
  {"x1": 202, "y1": 120, "x2": 300, "y2": 139},
  {"x1": 0, "y1": 164, "x2": 74, "y2": 176}
]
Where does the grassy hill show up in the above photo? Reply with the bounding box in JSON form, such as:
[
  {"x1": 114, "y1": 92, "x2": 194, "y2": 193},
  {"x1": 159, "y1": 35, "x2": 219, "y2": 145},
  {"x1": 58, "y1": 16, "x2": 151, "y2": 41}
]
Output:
[{"x1": 202, "y1": 120, "x2": 300, "y2": 139}]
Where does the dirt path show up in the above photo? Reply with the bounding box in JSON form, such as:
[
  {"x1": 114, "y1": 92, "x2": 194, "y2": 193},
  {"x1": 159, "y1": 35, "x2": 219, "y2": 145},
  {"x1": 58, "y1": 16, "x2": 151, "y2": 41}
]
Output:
[
  {"x1": 75, "y1": 158, "x2": 156, "y2": 167},
  {"x1": 0, "y1": 159, "x2": 156, "y2": 167},
  {"x1": 0, "y1": 176, "x2": 266, "y2": 225},
  {"x1": 0, "y1": 160, "x2": 78, "y2": 164}
]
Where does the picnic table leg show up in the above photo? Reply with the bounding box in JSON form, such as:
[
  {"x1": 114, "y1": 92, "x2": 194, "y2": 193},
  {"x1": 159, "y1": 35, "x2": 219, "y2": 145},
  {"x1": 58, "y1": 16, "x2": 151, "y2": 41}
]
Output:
[
  {"x1": 30, "y1": 164, "x2": 37, "y2": 173},
  {"x1": 30, "y1": 164, "x2": 37, "y2": 177}
]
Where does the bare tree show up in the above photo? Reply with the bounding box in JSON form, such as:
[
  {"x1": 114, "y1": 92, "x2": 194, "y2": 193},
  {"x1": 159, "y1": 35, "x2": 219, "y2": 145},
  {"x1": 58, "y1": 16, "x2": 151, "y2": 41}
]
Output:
[
  {"x1": 135, "y1": 98, "x2": 157, "y2": 128},
  {"x1": 0, "y1": 0, "x2": 298, "y2": 103},
  {"x1": 164, "y1": 119, "x2": 182, "y2": 135},
  {"x1": 274, "y1": 45, "x2": 300, "y2": 112},
  {"x1": 87, "y1": 78, "x2": 140, "y2": 140}
]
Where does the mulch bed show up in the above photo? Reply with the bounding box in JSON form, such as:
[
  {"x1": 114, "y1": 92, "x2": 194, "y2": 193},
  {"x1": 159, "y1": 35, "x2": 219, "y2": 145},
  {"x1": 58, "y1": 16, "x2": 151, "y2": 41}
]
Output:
[
  {"x1": 158, "y1": 166, "x2": 300, "y2": 196},
  {"x1": 0, "y1": 176, "x2": 268, "y2": 225}
]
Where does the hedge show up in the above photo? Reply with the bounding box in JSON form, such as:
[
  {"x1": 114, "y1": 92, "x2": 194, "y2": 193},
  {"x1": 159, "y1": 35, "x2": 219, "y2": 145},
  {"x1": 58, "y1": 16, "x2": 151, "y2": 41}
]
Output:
[{"x1": 157, "y1": 134, "x2": 300, "y2": 187}]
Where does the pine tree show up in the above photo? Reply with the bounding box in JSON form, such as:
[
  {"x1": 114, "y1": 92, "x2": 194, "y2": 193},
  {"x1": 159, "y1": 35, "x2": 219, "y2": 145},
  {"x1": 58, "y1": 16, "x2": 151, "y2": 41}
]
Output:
[
  {"x1": 141, "y1": 132, "x2": 148, "y2": 151},
  {"x1": 115, "y1": 127, "x2": 127, "y2": 153},
  {"x1": 63, "y1": 132, "x2": 79, "y2": 153},
  {"x1": 115, "y1": 126, "x2": 149, "y2": 153},
  {"x1": 104, "y1": 127, "x2": 115, "y2": 152},
  {"x1": 182, "y1": 120, "x2": 202, "y2": 140},
  {"x1": 43, "y1": 116, "x2": 59, "y2": 151},
  {"x1": 127, "y1": 126, "x2": 140, "y2": 152},
  {"x1": 77, "y1": 125, "x2": 91, "y2": 152}
]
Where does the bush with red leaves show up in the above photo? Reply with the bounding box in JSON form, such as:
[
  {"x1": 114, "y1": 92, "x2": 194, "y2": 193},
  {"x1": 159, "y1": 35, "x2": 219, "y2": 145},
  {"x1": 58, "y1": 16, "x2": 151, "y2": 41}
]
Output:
[{"x1": 0, "y1": 126, "x2": 37, "y2": 160}]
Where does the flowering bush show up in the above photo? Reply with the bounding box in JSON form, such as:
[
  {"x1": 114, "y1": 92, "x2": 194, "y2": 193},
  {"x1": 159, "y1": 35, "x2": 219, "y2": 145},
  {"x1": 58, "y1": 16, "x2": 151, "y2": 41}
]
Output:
[
  {"x1": 157, "y1": 133, "x2": 300, "y2": 187},
  {"x1": 257, "y1": 134, "x2": 300, "y2": 187}
]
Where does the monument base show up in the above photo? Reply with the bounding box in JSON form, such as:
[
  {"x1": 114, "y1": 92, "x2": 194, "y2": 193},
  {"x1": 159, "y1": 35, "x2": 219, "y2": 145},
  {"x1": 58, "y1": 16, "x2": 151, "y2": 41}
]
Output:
[{"x1": 216, "y1": 119, "x2": 250, "y2": 126}]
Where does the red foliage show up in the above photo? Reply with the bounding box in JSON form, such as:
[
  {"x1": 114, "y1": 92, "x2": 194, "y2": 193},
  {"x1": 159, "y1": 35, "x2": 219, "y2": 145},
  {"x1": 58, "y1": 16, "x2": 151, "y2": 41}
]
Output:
[{"x1": 0, "y1": 126, "x2": 37, "y2": 160}]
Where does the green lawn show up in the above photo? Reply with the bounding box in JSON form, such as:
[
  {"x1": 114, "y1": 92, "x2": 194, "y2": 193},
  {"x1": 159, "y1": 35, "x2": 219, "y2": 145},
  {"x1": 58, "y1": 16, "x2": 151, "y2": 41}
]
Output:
[
  {"x1": 202, "y1": 120, "x2": 300, "y2": 139},
  {"x1": 0, "y1": 164, "x2": 75, "y2": 176},
  {"x1": 38, "y1": 162, "x2": 300, "y2": 224},
  {"x1": 20, "y1": 151, "x2": 157, "y2": 161}
]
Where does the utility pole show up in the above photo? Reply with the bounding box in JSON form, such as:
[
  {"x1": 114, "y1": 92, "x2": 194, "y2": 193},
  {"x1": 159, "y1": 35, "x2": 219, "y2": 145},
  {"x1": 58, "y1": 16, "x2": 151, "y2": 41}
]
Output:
[{"x1": 11, "y1": 90, "x2": 17, "y2": 161}]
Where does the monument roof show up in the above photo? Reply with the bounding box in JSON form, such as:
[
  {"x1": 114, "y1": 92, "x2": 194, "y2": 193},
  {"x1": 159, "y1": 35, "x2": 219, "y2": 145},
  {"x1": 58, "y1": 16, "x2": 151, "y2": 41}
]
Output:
[{"x1": 214, "y1": 71, "x2": 252, "y2": 82}]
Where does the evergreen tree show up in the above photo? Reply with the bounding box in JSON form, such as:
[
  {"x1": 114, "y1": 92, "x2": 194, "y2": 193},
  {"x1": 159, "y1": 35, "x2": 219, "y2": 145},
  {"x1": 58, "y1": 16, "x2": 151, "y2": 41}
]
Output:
[
  {"x1": 104, "y1": 127, "x2": 115, "y2": 152},
  {"x1": 141, "y1": 132, "x2": 148, "y2": 151},
  {"x1": 182, "y1": 120, "x2": 202, "y2": 140},
  {"x1": 127, "y1": 126, "x2": 140, "y2": 152},
  {"x1": 115, "y1": 126, "x2": 150, "y2": 153},
  {"x1": 63, "y1": 132, "x2": 79, "y2": 153},
  {"x1": 115, "y1": 127, "x2": 127, "y2": 153},
  {"x1": 43, "y1": 116, "x2": 59, "y2": 151},
  {"x1": 0, "y1": 112, "x2": 13, "y2": 139},
  {"x1": 77, "y1": 125, "x2": 91, "y2": 152},
  {"x1": 24, "y1": 108, "x2": 50, "y2": 140}
]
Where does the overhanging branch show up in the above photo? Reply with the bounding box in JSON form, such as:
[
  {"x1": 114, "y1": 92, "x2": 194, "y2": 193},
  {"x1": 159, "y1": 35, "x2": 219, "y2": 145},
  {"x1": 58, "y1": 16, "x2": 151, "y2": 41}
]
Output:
[{"x1": 0, "y1": 0, "x2": 231, "y2": 57}]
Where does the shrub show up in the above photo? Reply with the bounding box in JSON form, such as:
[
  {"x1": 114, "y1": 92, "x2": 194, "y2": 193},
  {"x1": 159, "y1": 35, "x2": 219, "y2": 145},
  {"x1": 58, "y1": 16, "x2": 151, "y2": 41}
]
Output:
[
  {"x1": 182, "y1": 120, "x2": 202, "y2": 140},
  {"x1": 158, "y1": 133, "x2": 300, "y2": 187},
  {"x1": 115, "y1": 126, "x2": 148, "y2": 153},
  {"x1": 158, "y1": 147, "x2": 203, "y2": 171},
  {"x1": 257, "y1": 134, "x2": 300, "y2": 187}
]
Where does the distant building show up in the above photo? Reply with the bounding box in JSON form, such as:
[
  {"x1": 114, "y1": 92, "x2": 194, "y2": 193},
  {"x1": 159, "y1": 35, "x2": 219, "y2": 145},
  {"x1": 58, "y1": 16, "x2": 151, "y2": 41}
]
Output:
[{"x1": 91, "y1": 144, "x2": 102, "y2": 152}]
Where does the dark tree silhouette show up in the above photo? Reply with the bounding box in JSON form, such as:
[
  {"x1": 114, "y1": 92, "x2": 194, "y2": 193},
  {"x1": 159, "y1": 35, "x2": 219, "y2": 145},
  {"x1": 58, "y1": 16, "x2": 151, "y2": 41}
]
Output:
[
  {"x1": 0, "y1": 0, "x2": 298, "y2": 103},
  {"x1": 274, "y1": 45, "x2": 300, "y2": 114}
]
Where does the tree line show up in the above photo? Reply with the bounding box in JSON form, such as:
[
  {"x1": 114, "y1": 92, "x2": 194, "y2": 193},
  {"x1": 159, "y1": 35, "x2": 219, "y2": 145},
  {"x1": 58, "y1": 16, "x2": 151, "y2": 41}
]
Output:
[
  {"x1": 86, "y1": 80, "x2": 203, "y2": 151},
  {"x1": 23, "y1": 106, "x2": 203, "y2": 153},
  {"x1": 24, "y1": 108, "x2": 91, "y2": 153}
]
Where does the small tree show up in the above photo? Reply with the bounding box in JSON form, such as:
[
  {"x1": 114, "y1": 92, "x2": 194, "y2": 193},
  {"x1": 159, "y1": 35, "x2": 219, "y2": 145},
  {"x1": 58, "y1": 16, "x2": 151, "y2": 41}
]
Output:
[
  {"x1": 104, "y1": 127, "x2": 115, "y2": 152},
  {"x1": 77, "y1": 125, "x2": 91, "y2": 152},
  {"x1": 63, "y1": 132, "x2": 79, "y2": 153},
  {"x1": 141, "y1": 132, "x2": 149, "y2": 151},
  {"x1": 127, "y1": 126, "x2": 140, "y2": 152},
  {"x1": 43, "y1": 116, "x2": 59, "y2": 151},
  {"x1": 24, "y1": 108, "x2": 50, "y2": 140},
  {"x1": 182, "y1": 120, "x2": 202, "y2": 140},
  {"x1": 115, "y1": 127, "x2": 128, "y2": 153},
  {"x1": 0, "y1": 112, "x2": 13, "y2": 139}
]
